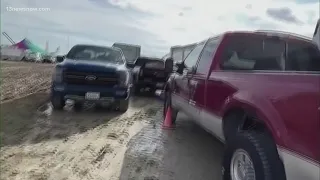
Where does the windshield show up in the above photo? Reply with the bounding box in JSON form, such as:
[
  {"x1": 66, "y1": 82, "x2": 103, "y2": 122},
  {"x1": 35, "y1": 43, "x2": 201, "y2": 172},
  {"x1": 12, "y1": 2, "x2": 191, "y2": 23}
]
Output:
[
  {"x1": 145, "y1": 60, "x2": 164, "y2": 69},
  {"x1": 66, "y1": 45, "x2": 124, "y2": 64}
]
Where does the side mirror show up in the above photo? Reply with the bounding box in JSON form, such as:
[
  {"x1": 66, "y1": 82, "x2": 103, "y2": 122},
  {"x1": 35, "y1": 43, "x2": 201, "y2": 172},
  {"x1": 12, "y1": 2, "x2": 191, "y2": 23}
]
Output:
[
  {"x1": 175, "y1": 61, "x2": 185, "y2": 74},
  {"x1": 126, "y1": 63, "x2": 135, "y2": 69},
  {"x1": 56, "y1": 56, "x2": 64, "y2": 63},
  {"x1": 164, "y1": 57, "x2": 173, "y2": 73}
]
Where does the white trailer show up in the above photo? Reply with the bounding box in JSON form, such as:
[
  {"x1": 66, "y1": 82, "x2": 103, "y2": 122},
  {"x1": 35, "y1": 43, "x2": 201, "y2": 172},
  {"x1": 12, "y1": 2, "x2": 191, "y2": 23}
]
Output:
[
  {"x1": 112, "y1": 43, "x2": 141, "y2": 64},
  {"x1": 0, "y1": 46, "x2": 26, "y2": 61},
  {"x1": 170, "y1": 43, "x2": 196, "y2": 62}
]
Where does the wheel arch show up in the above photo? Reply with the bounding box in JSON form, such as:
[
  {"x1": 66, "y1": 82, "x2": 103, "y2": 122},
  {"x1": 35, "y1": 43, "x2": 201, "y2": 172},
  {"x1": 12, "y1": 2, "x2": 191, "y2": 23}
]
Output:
[{"x1": 221, "y1": 93, "x2": 289, "y2": 147}]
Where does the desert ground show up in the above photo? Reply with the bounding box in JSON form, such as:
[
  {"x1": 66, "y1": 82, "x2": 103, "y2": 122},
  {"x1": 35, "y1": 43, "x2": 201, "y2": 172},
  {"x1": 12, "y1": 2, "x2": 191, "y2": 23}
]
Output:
[
  {"x1": 0, "y1": 61, "x2": 54, "y2": 102},
  {"x1": 0, "y1": 61, "x2": 223, "y2": 180}
]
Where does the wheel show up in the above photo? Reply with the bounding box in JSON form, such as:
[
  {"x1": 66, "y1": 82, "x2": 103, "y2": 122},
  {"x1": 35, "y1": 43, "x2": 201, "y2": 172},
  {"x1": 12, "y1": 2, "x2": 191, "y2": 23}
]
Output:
[
  {"x1": 51, "y1": 95, "x2": 65, "y2": 110},
  {"x1": 118, "y1": 99, "x2": 129, "y2": 112},
  {"x1": 95, "y1": 103, "x2": 104, "y2": 110},
  {"x1": 74, "y1": 102, "x2": 83, "y2": 111},
  {"x1": 163, "y1": 90, "x2": 178, "y2": 124},
  {"x1": 222, "y1": 131, "x2": 286, "y2": 180},
  {"x1": 148, "y1": 87, "x2": 156, "y2": 95},
  {"x1": 133, "y1": 85, "x2": 141, "y2": 95}
]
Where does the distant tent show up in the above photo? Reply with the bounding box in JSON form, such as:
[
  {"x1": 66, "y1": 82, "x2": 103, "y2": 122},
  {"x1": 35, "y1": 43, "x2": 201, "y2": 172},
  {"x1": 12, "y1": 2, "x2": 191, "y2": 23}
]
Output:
[{"x1": 11, "y1": 38, "x2": 46, "y2": 54}]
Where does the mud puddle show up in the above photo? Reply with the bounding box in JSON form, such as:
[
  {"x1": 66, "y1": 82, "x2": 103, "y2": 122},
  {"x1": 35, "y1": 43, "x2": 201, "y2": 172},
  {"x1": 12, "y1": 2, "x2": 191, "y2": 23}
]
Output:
[
  {"x1": 0, "y1": 97, "x2": 162, "y2": 180},
  {"x1": 119, "y1": 113, "x2": 224, "y2": 180}
]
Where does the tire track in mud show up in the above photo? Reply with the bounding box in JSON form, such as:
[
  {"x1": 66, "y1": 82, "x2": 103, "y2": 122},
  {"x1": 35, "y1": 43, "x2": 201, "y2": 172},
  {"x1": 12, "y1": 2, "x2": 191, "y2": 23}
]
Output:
[
  {"x1": 0, "y1": 98, "x2": 163, "y2": 180},
  {"x1": 118, "y1": 105, "x2": 166, "y2": 180}
]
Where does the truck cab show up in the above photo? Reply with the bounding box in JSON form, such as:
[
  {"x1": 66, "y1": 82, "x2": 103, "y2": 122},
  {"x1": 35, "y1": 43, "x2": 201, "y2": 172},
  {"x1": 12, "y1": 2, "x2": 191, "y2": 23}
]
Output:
[
  {"x1": 131, "y1": 56, "x2": 173, "y2": 94},
  {"x1": 165, "y1": 31, "x2": 320, "y2": 180},
  {"x1": 51, "y1": 44, "x2": 131, "y2": 112}
]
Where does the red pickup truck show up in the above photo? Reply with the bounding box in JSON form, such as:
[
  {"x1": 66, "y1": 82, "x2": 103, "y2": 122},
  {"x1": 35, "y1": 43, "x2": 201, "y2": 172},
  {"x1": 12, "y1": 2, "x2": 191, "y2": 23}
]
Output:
[{"x1": 164, "y1": 30, "x2": 320, "y2": 180}]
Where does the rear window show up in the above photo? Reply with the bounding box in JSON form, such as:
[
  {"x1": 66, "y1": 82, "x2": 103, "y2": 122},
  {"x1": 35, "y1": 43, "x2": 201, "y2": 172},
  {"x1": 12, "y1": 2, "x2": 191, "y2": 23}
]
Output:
[
  {"x1": 287, "y1": 41, "x2": 320, "y2": 71},
  {"x1": 135, "y1": 58, "x2": 151, "y2": 66},
  {"x1": 145, "y1": 61, "x2": 164, "y2": 69},
  {"x1": 220, "y1": 34, "x2": 285, "y2": 71}
]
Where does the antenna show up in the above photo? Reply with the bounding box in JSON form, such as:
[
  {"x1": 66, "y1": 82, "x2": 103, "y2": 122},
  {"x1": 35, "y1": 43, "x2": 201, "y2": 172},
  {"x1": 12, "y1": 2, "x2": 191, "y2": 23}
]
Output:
[{"x1": 45, "y1": 40, "x2": 49, "y2": 52}]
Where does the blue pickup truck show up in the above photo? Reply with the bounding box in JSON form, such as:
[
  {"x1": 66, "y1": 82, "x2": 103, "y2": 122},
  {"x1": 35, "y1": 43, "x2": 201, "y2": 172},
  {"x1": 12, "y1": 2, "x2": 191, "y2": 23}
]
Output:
[{"x1": 51, "y1": 44, "x2": 132, "y2": 112}]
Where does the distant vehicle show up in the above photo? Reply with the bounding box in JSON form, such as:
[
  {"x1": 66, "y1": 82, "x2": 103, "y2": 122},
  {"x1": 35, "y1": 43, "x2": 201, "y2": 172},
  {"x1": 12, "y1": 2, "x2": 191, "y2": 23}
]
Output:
[
  {"x1": 164, "y1": 30, "x2": 320, "y2": 180},
  {"x1": 131, "y1": 56, "x2": 173, "y2": 94},
  {"x1": 25, "y1": 52, "x2": 42, "y2": 62},
  {"x1": 51, "y1": 44, "x2": 132, "y2": 112},
  {"x1": 112, "y1": 43, "x2": 141, "y2": 67},
  {"x1": 313, "y1": 19, "x2": 319, "y2": 49},
  {"x1": 170, "y1": 43, "x2": 196, "y2": 62},
  {"x1": 42, "y1": 54, "x2": 56, "y2": 63}
]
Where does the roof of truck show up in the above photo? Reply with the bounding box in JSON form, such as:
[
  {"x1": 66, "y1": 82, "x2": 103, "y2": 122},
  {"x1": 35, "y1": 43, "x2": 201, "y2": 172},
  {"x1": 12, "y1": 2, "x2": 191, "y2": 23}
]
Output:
[
  {"x1": 112, "y1": 43, "x2": 141, "y2": 48},
  {"x1": 138, "y1": 56, "x2": 162, "y2": 61},
  {"x1": 221, "y1": 30, "x2": 313, "y2": 42}
]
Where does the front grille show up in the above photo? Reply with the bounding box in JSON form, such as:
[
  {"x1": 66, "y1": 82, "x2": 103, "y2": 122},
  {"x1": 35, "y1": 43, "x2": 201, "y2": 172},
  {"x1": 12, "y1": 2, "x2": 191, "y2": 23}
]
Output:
[{"x1": 64, "y1": 71, "x2": 118, "y2": 86}]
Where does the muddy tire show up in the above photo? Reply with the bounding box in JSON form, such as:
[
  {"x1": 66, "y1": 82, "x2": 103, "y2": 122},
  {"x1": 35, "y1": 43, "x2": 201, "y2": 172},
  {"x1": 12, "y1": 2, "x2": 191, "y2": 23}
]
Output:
[
  {"x1": 51, "y1": 95, "x2": 65, "y2": 110},
  {"x1": 74, "y1": 102, "x2": 83, "y2": 111},
  {"x1": 133, "y1": 85, "x2": 141, "y2": 95},
  {"x1": 118, "y1": 99, "x2": 129, "y2": 112},
  {"x1": 222, "y1": 131, "x2": 286, "y2": 180},
  {"x1": 163, "y1": 90, "x2": 178, "y2": 124},
  {"x1": 95, "y1": 103, "x2": 104, "y2": 110}
]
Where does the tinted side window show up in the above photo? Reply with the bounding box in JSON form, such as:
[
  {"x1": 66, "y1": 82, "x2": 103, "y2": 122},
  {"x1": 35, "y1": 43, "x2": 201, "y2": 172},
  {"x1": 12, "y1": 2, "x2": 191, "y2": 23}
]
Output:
[
  {"x1": 196, "y1": 37, "x2": 221, "y2": 75},
  {"x1": 184, "y1": 41, "x2": 206, "y2": 69},
  {"x1": 287, "y1": 42, "x2": 320, "y2": 71},
  {"x1": 220, "y1": 34, "x2": 285, "y2": 71}
]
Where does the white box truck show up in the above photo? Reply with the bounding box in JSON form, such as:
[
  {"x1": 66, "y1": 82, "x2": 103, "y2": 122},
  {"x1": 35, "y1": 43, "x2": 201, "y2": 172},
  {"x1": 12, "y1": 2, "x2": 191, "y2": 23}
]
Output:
[
  {"x1": 170, "y1": 43, "x2": 196, "y2": 62},
  {"x1": 112, "y1": 43, "x2": 141, "y2": 67}
]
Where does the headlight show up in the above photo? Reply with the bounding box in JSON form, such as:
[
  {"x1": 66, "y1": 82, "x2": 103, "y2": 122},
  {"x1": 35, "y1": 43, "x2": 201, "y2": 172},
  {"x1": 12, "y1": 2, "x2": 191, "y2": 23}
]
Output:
[
  {"x1": 118, "y1": 70, "x2": 130, "y2": 87},
  {"x1": 52, "y1": 66, "x2": 63, "y2": 83}
]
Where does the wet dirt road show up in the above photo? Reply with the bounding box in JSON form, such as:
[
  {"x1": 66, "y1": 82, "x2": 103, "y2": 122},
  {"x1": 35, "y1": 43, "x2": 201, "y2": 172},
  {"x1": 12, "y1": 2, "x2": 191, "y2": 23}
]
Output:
[{"x1": 0, "y1": 94, "x2": 223, "y2": 180}]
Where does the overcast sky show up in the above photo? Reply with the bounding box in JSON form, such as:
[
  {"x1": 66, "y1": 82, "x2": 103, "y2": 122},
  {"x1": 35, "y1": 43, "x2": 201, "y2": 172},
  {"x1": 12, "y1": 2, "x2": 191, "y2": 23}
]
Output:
[{"x1": 1, "y1": 0, "x2": 319, "y2": 57}]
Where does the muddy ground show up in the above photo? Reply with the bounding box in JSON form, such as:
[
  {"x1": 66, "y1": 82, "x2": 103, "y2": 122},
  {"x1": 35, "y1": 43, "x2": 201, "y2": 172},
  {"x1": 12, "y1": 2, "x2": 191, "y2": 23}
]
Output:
[
  {"x1": 0, "y1": 61, "x2": 54, "y2": 102},
  {"x1": 0, "y1": 61, "x2": 224, "y2": 180},
  {"x1": 1, "y1": 94, "x2": 223, "y2": 180}
]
